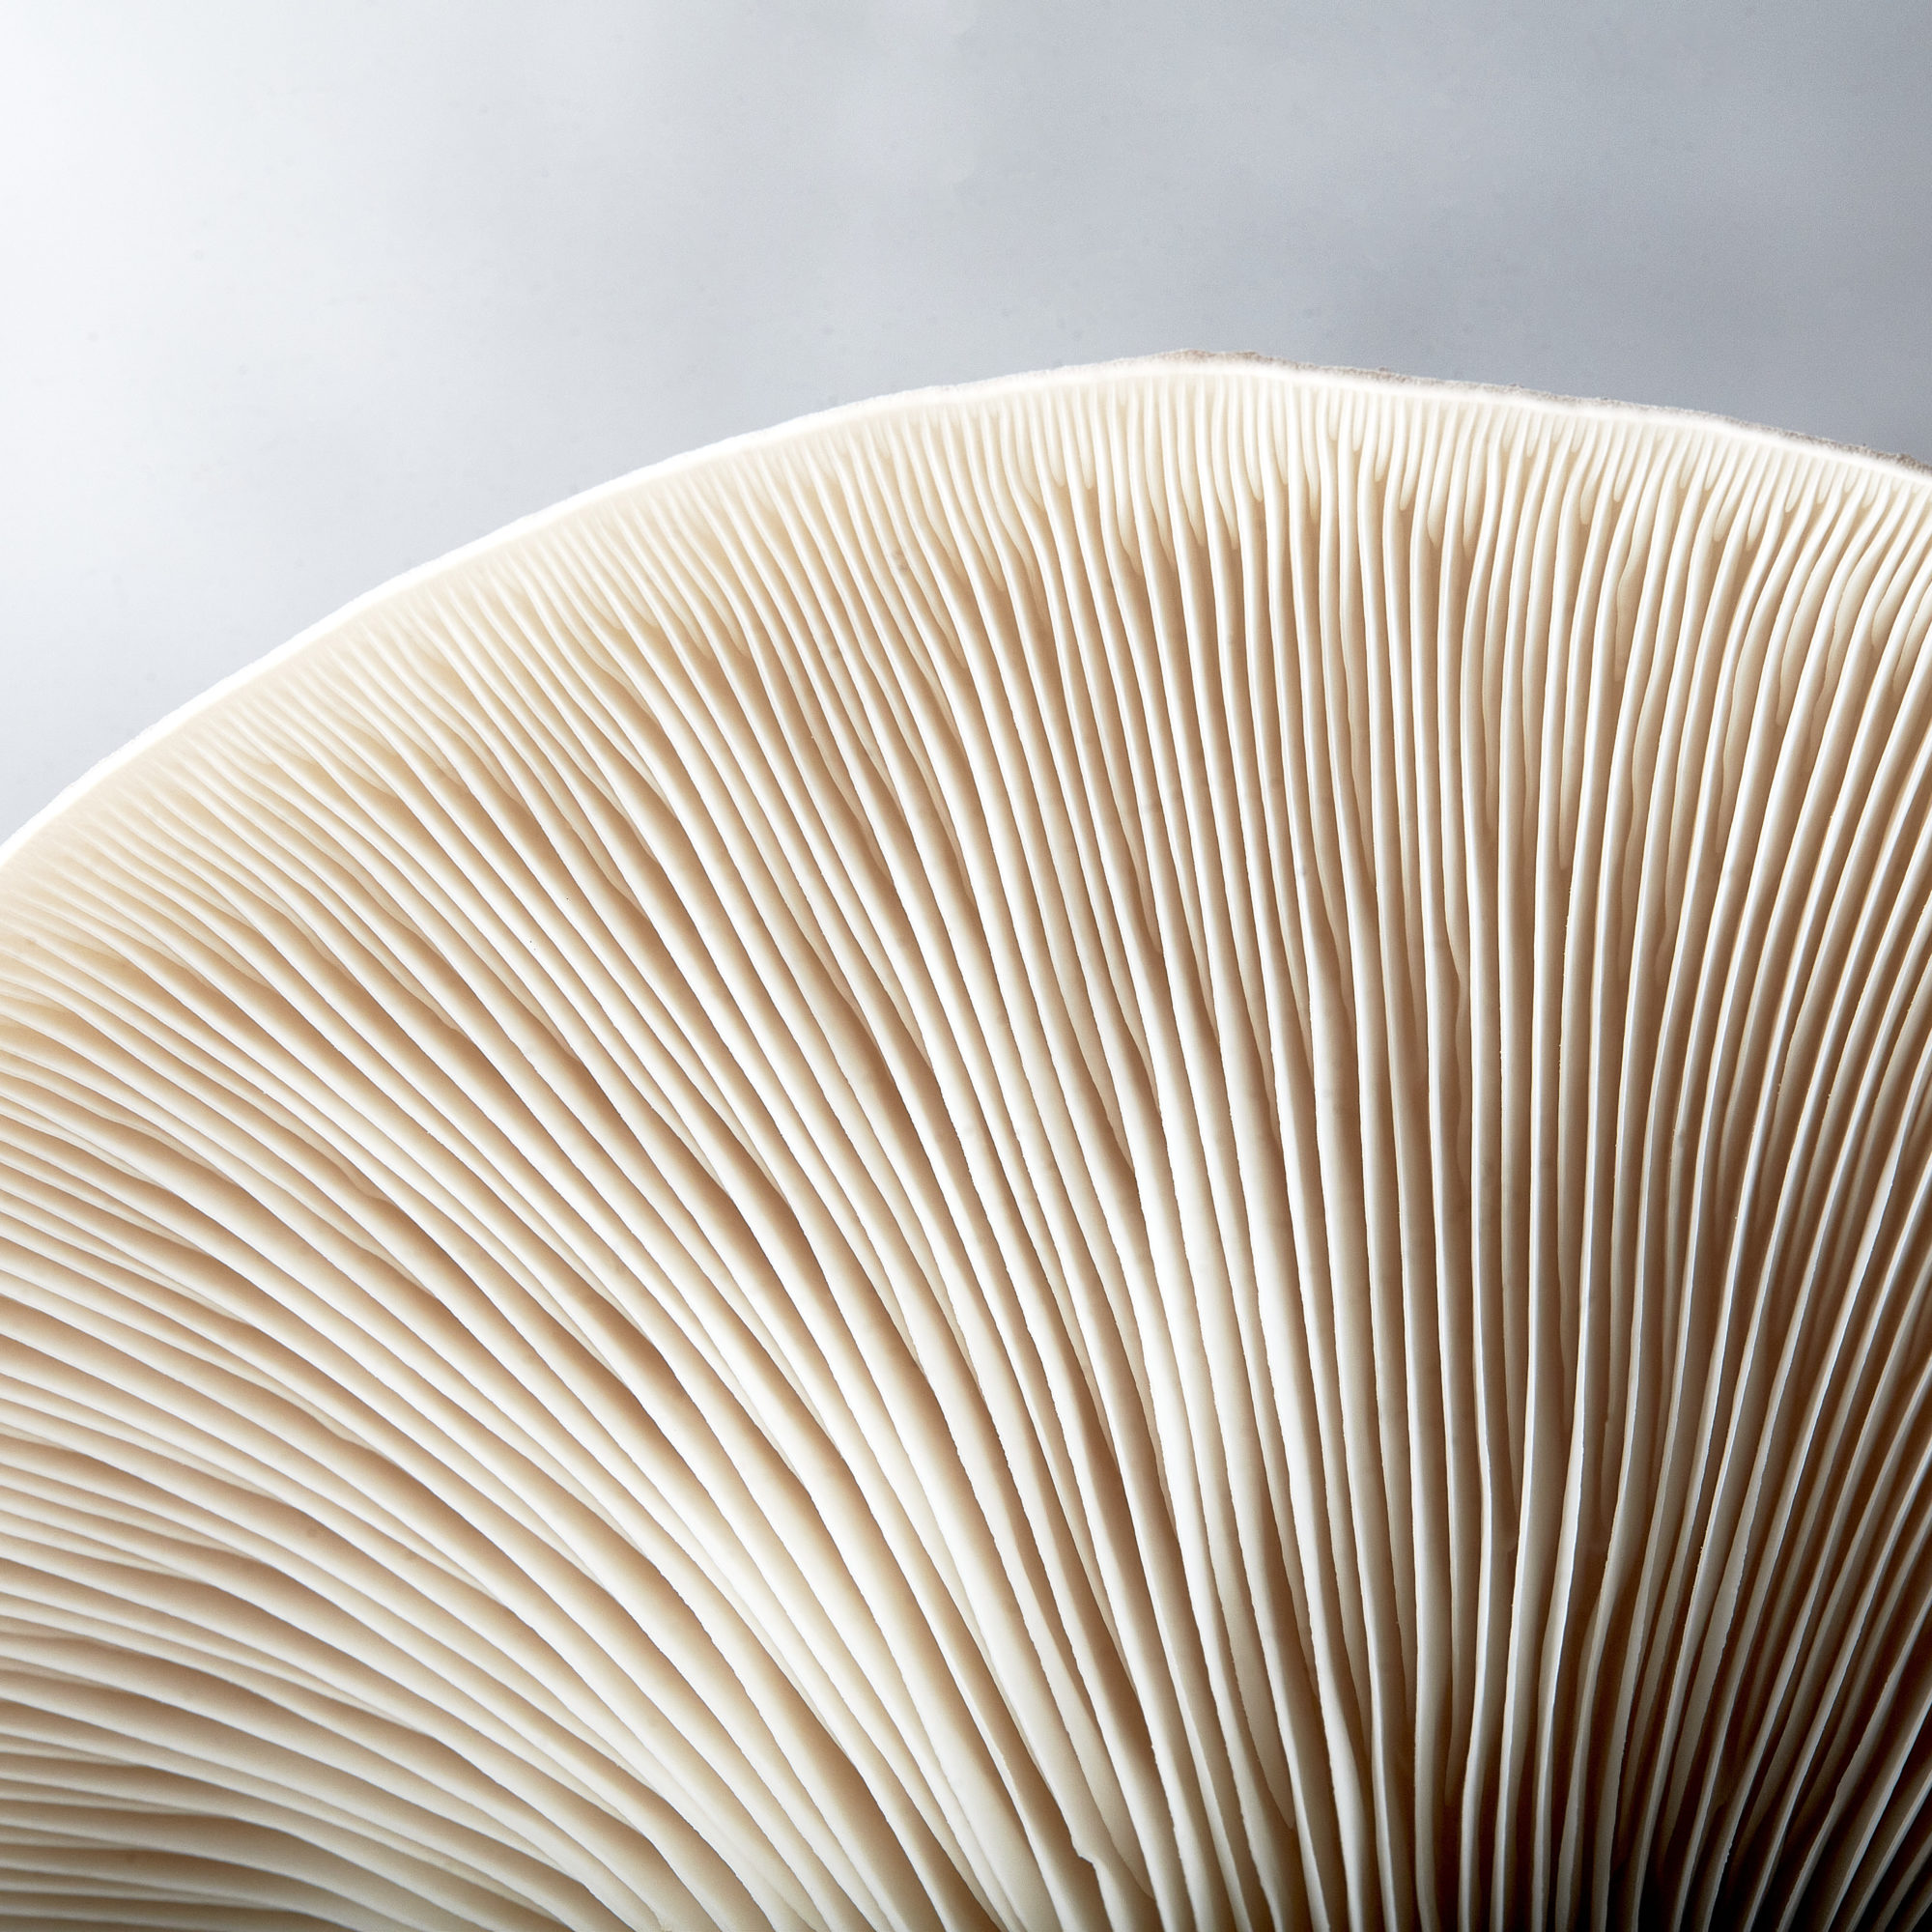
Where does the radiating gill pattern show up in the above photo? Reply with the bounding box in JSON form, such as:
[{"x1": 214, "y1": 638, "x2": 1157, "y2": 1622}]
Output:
[{"x1": 6, "y1": 361, "x2": 1932, "y2": 1930}]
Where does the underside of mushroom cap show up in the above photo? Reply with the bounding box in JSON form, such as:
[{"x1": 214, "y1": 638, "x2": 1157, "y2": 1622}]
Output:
[{"x1": 5, "y1": 356, "x2": 1932, "y2": 1931}]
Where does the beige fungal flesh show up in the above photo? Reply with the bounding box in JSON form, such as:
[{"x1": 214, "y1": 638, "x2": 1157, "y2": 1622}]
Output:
[{"x1": 5, "y1": 356, "x2": 1932, "y2": 1930}]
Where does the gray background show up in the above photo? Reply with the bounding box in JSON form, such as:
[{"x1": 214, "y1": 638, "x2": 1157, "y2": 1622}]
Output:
[{"x1": 6, "y1": 2, "x2": 1929, "y2": 844}]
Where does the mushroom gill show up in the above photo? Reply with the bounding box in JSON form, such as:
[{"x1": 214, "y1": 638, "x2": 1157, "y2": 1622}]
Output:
[{"x1": 5, "y1": 357, "x2": 1932, "y2": 1932}]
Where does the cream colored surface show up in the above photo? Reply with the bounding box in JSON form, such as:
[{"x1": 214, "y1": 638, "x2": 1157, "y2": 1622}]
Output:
[{"x1": 4, "y1": 358, "x2": 1932, "y2": 1929}]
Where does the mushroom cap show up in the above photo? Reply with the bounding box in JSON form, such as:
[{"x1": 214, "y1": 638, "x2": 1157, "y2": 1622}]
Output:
[{"x1": 5, "y1": 355, "x2": 1932, "y2": 1931}]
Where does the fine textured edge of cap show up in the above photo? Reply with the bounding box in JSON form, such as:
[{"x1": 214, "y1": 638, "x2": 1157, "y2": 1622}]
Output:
[{"x1": 6, "y1": 351, "x2": 1926, "y2": 885}]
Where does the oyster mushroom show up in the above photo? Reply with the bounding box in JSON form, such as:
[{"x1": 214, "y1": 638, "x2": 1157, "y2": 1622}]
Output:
[{"x1": 4, "y1": 356, "x2": 1932, "y2": 1931}]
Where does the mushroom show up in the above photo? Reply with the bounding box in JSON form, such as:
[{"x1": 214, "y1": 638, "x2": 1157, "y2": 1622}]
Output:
[{"x1": 3, "y1": 355, "x2": 1932, "y2": 1932}]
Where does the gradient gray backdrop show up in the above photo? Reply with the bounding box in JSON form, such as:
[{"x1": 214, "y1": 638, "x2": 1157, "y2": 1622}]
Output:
[{"x1": 6, "y1": 2, "x2": 1930, "y2": 842}]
